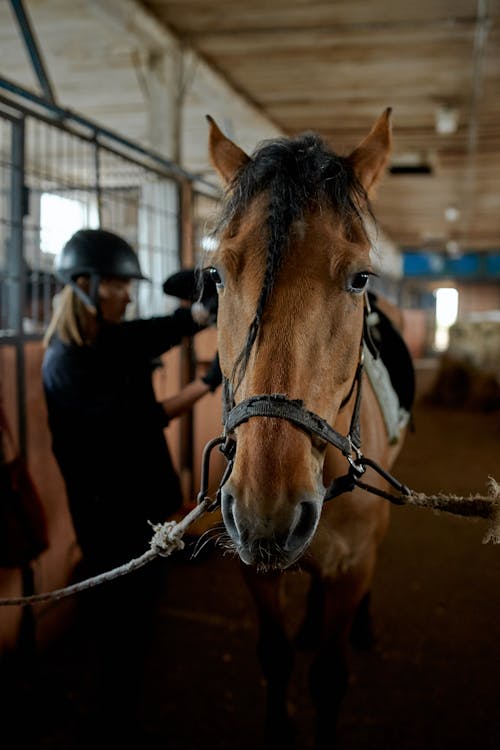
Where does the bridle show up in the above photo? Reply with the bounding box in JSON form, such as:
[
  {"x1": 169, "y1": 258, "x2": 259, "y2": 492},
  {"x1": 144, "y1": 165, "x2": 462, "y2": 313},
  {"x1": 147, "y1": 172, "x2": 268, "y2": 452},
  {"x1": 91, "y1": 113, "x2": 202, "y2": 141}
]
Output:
[{"x1": 197, "y1": 295, "x2": 411, "y2": 511}]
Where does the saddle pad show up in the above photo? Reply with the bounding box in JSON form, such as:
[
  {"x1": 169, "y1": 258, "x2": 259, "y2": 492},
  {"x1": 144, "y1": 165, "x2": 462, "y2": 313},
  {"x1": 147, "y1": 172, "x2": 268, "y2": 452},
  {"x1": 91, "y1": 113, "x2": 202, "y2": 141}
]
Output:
[
  {"x1": 364, "y1": 344, "x2": 410, "y2": 444},
  {"x1": 367, "y1": 293, "x2": 415, "y2": 412},
  {"x1": 364, "y1": 293, "x2": 415, "y2": 443}
]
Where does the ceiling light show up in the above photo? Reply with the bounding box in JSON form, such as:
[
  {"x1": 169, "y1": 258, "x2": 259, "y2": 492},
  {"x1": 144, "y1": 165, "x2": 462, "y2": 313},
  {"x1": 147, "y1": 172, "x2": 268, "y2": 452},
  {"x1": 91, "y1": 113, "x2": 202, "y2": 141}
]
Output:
[
  {"x1": 444, "y1": 206, "x2": 460, "y2": 222},
  {"x1": 435, "y1": 106, "x2": 459, "y2": 135},
  {"x1": 445, "y1": 240, "x2": 461, "y2": 256}
]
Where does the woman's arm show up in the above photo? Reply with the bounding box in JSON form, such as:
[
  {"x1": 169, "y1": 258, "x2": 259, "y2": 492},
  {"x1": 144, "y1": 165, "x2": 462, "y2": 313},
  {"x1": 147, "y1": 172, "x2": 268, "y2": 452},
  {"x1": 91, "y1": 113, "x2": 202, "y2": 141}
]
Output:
[
  {"x1": 160, "y1": 353, "x2": 222, "y2": 420},
  {"x1": 161, "y1": 378, "x2": 211, "y2": 421},
  {"x1": 104, "y1": 307, "x2": 204, "y2": 361}
]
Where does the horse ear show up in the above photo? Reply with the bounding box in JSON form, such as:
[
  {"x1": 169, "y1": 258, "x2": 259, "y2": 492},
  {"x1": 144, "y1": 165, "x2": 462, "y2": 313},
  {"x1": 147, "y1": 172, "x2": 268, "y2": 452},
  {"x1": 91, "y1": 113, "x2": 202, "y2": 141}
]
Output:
[
  {"x1": 206, "y1": 115, "x2": 250, "y2": 184},
  {"x1": 348, "y1": 108, "x2": 392, "y2": 195}
]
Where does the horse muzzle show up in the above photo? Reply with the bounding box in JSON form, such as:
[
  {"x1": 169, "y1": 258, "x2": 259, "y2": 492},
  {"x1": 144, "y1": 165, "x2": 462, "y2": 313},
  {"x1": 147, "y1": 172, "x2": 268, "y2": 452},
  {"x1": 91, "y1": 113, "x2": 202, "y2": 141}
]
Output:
[{"x1": 220, "y1": 486, "x2": 322, "y2": 570}]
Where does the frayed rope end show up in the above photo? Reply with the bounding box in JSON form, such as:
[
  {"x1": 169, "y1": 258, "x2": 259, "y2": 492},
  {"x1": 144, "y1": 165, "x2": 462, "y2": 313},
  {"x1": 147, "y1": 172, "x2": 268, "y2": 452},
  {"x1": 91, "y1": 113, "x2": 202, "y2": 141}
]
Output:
[{"x1": 482, "y1": 477, "x2": 500, "y2": 545}]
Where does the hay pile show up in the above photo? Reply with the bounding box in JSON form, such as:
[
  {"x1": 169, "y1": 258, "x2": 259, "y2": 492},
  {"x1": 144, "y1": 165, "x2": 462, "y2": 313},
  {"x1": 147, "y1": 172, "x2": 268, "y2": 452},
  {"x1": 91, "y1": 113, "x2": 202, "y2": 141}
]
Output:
[{"x1": 425, "y1": 317, "x2": 500, "y2": 411}]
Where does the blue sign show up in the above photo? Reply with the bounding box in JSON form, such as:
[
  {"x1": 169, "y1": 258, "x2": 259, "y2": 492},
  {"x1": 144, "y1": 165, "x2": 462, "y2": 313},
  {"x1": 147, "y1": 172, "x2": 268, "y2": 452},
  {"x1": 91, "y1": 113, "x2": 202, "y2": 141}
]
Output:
[{"x1": 403, "y1": 251, "x2": 500, "y2": 279}]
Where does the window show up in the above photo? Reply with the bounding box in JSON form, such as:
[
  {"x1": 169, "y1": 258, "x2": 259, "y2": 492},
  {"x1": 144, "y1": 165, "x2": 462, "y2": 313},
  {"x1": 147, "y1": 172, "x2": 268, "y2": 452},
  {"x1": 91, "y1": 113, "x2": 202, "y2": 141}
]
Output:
[
  {"x1": 40, "y1": 193, "x2": 98, "y2": 255},
  {"x1": 434, "y1": 287, "x2": 459, "y2": 351}
]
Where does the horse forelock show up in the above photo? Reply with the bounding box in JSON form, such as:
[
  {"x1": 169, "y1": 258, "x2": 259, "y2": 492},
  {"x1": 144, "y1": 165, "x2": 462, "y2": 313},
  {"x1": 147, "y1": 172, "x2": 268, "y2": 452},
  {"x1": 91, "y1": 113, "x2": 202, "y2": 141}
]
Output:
[
  {"x1": 216, "y1": 132, "x2": 369, "y2": 236},
  {"x1": 213, "y1": 132, "x2": 371, "y2": 389}
]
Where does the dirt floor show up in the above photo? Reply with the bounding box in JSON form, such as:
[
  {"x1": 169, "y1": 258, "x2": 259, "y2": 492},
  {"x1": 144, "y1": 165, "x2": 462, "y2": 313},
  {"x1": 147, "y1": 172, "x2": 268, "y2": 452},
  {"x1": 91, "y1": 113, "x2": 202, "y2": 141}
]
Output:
[{"x1": 3, "y1": 367, "x2": 500, "y2": 749}]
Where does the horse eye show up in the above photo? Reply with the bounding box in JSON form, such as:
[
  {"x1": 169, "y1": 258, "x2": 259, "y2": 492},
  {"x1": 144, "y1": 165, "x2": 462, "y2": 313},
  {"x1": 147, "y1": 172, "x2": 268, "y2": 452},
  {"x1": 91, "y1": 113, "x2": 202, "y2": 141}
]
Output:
[
  {"x1": 349, "y1": 272, "x2": 370, "y2": 294},
  {"x1": 208, "y1": 266, "x2": 223, "y2": 288}
]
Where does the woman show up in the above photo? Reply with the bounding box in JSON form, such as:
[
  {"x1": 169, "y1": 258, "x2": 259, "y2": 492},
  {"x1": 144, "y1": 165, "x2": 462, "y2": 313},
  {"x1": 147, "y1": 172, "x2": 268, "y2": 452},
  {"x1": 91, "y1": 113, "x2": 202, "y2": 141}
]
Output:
[{"x1": 42, "y1": 228, "x2": 221, "y2": 744}]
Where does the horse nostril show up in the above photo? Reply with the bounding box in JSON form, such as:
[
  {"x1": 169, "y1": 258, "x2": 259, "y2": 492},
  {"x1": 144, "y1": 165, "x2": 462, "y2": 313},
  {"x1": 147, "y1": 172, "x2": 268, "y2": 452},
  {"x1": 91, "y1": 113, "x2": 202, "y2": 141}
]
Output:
[
  {"x1": 286, "y1": 501, "x2": 319, "y2": 551},
  {"x1": 221, "y1": 490, "x2": 239, "y2": 541},
  {"x1": 295, "y1": 501, "x2": 316, "y2": 537}
]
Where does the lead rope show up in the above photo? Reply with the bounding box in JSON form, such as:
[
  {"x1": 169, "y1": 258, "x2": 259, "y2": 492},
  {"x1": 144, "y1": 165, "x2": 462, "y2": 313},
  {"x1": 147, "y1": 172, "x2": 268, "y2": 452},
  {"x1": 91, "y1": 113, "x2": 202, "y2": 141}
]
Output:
[
  {"x1": 0, "y1": 499, "x2": 212, "y2": 607},
  {"x1": 0, "y1": 437, "x2": 230, "y2": 608},
  {"x1": 397, "y1": 477, "x2": 500, "y2": 544},
  {"x1": 325, "y1": 461, "x2": 500, "y2": 544},
  {"x1": 0, "y1": 437, "x2": 499, "y2": 608}
]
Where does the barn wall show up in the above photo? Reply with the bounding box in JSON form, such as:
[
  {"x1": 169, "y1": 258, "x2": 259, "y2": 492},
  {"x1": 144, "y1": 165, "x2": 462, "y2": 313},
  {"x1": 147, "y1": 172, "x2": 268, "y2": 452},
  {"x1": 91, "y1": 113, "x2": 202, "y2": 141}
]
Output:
[
  {"x1": 0, "y1": 343, "x2": 77, "y2": 653},
  {"x1": 457, "y1": 282, "x2": 500, "y2": 316}
]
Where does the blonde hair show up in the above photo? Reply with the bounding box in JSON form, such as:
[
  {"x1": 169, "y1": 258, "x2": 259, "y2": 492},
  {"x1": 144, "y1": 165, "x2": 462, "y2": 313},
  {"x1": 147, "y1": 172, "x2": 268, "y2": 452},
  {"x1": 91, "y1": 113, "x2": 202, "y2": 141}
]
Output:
[{"x1": 43, "y1": 284, "x2": 97, "y2": 348}]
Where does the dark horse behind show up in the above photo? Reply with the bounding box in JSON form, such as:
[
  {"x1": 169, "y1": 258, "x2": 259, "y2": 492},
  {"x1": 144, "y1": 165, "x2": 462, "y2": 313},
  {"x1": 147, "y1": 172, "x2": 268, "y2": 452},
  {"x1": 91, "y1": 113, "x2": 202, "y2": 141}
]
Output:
[{"x1": 203, "y1": 109, "x2": 414, "y2": 749}]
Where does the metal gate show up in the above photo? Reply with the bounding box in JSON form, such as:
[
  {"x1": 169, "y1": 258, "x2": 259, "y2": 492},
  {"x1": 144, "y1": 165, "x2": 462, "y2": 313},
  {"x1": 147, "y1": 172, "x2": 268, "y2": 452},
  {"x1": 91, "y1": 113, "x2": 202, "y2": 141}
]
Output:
[{"x1": 0, "y1": 86, "x2": 219, "y2": 458}]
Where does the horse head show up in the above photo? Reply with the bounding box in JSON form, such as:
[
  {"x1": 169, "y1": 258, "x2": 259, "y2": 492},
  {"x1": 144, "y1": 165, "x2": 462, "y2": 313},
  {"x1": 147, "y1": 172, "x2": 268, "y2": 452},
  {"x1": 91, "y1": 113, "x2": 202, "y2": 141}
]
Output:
[{"x1": 206, "y1": 110, "x2": 392, "y2": 570}]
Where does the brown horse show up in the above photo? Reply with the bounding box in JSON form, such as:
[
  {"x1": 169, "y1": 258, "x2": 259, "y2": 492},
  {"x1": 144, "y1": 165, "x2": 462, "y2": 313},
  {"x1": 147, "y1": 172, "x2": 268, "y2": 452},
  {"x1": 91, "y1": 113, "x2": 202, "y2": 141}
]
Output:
[{"x1": 204, "y1": 110, "x2": 413, "y2": 749}]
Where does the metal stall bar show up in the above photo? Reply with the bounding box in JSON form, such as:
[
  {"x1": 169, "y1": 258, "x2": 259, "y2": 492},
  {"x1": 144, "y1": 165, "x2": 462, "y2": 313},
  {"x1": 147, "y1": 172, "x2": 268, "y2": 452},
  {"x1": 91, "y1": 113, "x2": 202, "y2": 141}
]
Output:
[
  {"x1": 0, "y1": 75, "x2": 220, "y2": 197},
  {"x1": 9, "y1": 115, "x2": 27, "y2": 459},
  {"x1": 178, "y1": 179, "x2": 196, "y2": 501},
  {"x1": 0, "y1": 82, "x2": 220, "y2": 506},
  {"x1": 93, "y1": 135, "x2": 103, "y2": 227},
  {"x1": 9, "y1": 0, "x2": 57, "y2": 105}
]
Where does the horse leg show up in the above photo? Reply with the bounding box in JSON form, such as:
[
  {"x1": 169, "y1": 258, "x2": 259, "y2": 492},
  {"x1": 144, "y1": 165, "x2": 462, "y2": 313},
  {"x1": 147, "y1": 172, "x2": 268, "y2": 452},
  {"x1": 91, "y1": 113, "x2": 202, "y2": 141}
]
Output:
[
  {"x1": 309, "y1": 571, "x2": 370, "y2": 750},
  {"x1": 241, "y1": 565, "x2": 296, "y2": 749},
  {"x1": 349, "y1": 590, "x2": 376, "y2": 650},
  {"x1": 295, "y1": 574, "x2": 324, "y2": 650},
  {"x1": 309, "y1": 629, "x2": 349, "y2": 748}
]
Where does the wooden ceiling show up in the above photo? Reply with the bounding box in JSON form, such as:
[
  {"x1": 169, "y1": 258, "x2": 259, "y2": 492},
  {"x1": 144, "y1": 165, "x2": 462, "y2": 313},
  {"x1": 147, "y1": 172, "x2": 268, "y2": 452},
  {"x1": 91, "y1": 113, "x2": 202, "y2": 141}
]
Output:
[
  {"x1": 1, "y1": 1, "x2": 499, "y2": 256},
  {"x1": 140, "y1": 0, "x2": 500, "y2": 254}
]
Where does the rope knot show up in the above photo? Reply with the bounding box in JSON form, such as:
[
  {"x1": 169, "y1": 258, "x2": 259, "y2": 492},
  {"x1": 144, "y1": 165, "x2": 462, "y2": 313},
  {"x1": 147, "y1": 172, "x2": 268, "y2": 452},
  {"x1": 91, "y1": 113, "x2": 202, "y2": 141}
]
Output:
[{"x1": 148, "y1": 520, "x2": 186, "y2": 556}]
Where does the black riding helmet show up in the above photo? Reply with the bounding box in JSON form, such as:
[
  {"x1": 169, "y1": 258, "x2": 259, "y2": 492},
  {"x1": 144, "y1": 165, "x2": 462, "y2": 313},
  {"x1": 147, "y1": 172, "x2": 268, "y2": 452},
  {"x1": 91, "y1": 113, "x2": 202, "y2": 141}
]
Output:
[
  {"x1": 163, "y1": 268, "x2": 218, "y2": 323},
  {"x1": 56, "y1": 228, "x2": 149, "y2": 310}
]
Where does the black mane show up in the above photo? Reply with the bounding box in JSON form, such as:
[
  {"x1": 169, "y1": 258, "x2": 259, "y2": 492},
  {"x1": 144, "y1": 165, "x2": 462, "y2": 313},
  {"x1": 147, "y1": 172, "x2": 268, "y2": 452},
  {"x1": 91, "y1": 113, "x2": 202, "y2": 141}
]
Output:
[{"x1": 213, "y1": 132, "x2": 371, "y2": 388}]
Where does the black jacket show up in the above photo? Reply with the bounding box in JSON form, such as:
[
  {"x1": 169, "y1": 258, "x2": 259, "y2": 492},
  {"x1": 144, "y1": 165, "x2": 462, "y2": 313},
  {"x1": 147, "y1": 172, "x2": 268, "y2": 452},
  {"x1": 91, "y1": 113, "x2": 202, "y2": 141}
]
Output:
[{"x1": 42, "y1": 308, "x2": 201, "y2": 570}]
